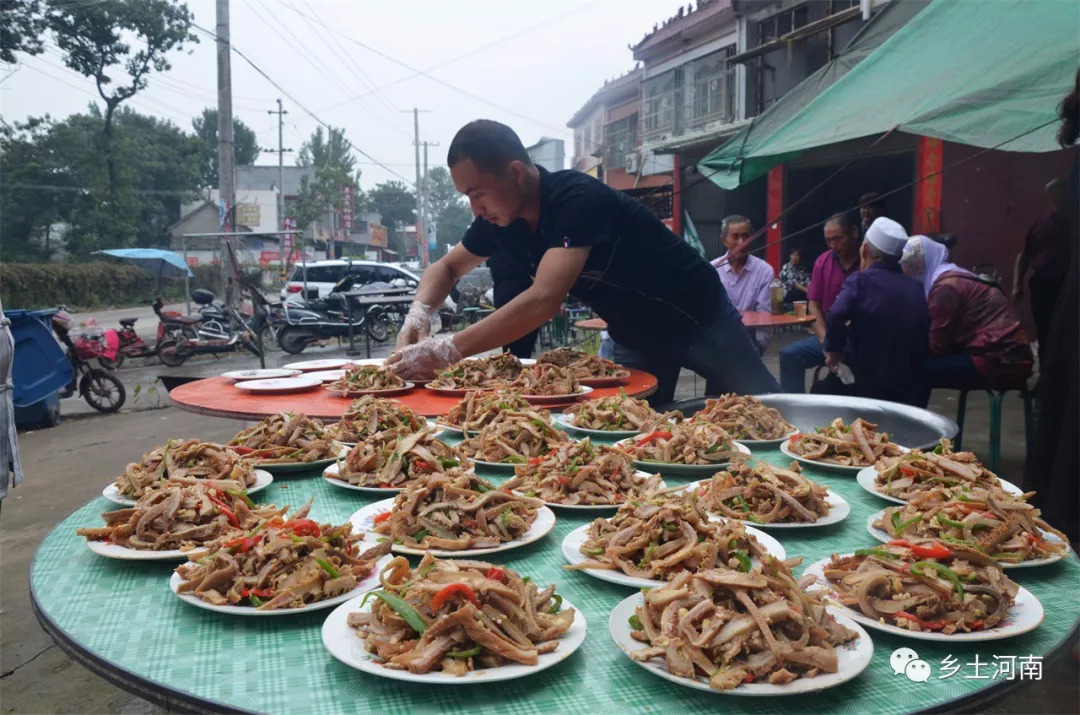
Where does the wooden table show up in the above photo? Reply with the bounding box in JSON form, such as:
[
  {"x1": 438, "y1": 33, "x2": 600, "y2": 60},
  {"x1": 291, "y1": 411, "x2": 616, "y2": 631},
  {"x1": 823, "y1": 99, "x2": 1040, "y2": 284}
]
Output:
[
  {"x1": 169, "y1": 368, "x2": 658, "y2": 421},
  {"x1": 575, "y1": 311, "x2": 815, "y2": 332}
]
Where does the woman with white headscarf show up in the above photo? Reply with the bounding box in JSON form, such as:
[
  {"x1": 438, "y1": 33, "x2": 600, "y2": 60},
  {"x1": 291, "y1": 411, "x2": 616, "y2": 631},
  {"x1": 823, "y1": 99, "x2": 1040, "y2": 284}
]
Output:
[{"x1": 901, "y1": 236, "x2": 1033, "y2": 400}]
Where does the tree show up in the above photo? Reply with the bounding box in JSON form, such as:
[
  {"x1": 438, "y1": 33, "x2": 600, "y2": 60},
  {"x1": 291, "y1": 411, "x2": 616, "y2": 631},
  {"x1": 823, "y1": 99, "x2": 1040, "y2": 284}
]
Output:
[
  {"x1": 424, "y1": 166, "x2": 463, "y2": 221},
  {"x1": 293, "y1": 125, "x2": 358, "y2": 230},
  {"x1": 435, "y1": 203, "x2": 474, "y2": 253},
  {"x1": 1, "y1": 0, "x2": 46, "y2": 64},
  {"x1": 366, "y1": 181, "x2": 416, "y2": 254},
  {"x1": 47, "y1": 0, "x2": 197, "y2": 243},
  {"x1": 192, "y1": 108, "x2": 260, "y2": 188}
]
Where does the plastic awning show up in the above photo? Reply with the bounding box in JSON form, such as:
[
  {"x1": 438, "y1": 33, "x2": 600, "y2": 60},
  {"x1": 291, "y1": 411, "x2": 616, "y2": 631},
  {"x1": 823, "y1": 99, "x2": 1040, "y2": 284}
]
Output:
[{"x1": 699, "y1": 0, "x2": 1080, "y2": 189}]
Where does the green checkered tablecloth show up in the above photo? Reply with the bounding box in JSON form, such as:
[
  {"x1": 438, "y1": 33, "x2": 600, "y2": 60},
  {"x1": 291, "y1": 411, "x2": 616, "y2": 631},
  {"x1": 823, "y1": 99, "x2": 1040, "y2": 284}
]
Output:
[{"x1": 32, "y1": 441, "x2": 1080, "y2": 714}]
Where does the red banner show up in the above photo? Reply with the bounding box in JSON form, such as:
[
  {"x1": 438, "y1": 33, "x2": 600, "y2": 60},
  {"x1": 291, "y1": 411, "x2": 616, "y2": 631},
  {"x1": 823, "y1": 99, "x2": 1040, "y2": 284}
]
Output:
[{"x1": 341, "y1": 185, "x2": 354, "y2": 230}]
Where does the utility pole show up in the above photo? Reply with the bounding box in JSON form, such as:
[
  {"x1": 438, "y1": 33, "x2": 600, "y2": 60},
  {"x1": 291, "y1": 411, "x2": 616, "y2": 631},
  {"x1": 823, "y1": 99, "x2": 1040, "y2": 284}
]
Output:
[
  {"x1": 422, "y1": 140, "x2": 439, "y2": 262},
  {"x1": 264, "y1": 98, "x2": 292, "y2": 279},
  {"x1": 403, "y1": 108, "x2": 431, "y2": 266},
  {"x1": 216, "y1": 0, "x2": 237, "y2": 304}
]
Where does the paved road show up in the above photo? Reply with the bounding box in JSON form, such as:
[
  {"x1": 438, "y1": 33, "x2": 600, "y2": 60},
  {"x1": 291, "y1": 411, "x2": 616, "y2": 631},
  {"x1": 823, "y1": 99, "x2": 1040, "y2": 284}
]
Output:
[{"x1": 69, "y1": 301, "x2": 189, "y2": 341}]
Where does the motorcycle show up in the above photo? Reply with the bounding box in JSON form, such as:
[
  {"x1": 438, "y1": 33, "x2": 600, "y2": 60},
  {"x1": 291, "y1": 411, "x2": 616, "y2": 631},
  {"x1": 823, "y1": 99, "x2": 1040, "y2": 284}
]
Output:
[
  {"x1": 96, "y1": 315, "x2": 157, "y2": 370},
  {"x1": 51, "y1": 309, "x2": 126, "y2": 413},
  {"x1": 156, "y1": 289, "x2": 268, "y2": 367},
  {"x1": 275, "y1": 276, "x2": 393, "y2": 355}
]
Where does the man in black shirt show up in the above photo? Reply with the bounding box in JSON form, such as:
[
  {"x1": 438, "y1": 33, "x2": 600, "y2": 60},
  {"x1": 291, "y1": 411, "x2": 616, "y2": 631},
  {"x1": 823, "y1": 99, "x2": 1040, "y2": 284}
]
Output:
[{"x1": 389, "y1": 120, "x2": 778, "y2": 403}]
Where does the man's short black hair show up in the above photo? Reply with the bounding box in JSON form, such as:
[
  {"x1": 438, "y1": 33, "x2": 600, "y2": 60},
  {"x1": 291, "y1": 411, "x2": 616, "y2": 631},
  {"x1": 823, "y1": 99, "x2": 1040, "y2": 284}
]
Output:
[
  {"x1": 447, "y1": 120, "x2": 533, "y2": 174},
  {"x1": 859, "y1": 192, "x2": 886, "y2": 210},
  {"x1": 825, "y1": 211, "x2": 860, "y2": 236}
]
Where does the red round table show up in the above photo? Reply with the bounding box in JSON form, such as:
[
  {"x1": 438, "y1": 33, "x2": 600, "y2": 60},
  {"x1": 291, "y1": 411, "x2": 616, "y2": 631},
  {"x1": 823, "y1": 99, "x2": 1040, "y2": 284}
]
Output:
[{"x1": 168, "y1": 369, "x2": 658, "y2": 421}]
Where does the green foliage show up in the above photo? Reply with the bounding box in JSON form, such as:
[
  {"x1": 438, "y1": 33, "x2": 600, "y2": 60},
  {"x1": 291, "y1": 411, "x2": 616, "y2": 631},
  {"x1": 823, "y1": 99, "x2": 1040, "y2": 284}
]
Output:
[
  {"x1": 425, "y1": 166, "x2": 463, "y2": 220},
  {"x1": 1, "y1": 0, "x2": 46, "y2": 64},
  {"x1": 365, "y1": 181, "x2": 416, "y2": 252},
  {"x1": 192, "y1": 108, "x2": 261, "y2": 188},
  {"x1": 293, "y1": 126, "x2": 358, "y2": 229},
  {"x1": 436, "y1": 203, "x2": 475, "y2": 252}
]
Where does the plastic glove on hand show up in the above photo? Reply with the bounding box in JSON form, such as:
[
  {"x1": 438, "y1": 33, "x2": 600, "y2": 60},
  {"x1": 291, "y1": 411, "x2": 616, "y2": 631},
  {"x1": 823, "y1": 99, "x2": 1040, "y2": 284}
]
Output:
[
  {"x1": 395, "y1": 302, "x2": 441, "y2": 350},
  {"x1": 387, "y1": 337, "x2": 462, "y2": 380}
]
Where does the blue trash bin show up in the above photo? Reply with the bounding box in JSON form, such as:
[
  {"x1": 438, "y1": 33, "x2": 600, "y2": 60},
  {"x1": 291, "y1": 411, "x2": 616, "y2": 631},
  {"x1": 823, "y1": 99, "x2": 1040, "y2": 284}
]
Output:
[{"x1": 5, "y1": 309, "x2": 73, "y2": 429}]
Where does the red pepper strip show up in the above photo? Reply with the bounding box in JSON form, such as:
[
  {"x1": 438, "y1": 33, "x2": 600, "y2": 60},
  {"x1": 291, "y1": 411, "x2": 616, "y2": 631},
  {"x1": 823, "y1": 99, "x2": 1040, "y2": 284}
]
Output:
[
  {"x1": 788, "y1": 433, "x2": 805, "y2": 444},
  {"x1": 223, "y1": 533, "x2": 263, "y2": 553},
  {"x1": 285, "y1": 518, "x2": 321, "y2": 537},
  {"x1": 899, "y1": 466, "x2": 917, "y2": 476},
  {"x1": 895, "y1": 610, "x2": 946, "y2": 630},
  {"x1": 528, "y1": 448, "x2": 558, "y2": 465},
  {"x1": 429, "y1": 583, "x2": 481, "y2": 610},
  {"x1": 743, "y1": 674, "x2": 754, "y2": 684},
  {"x1": 413, "y1": 460, "x2": 434, "y2": 472},
  {"x1": 557, "y1": 476, "x2": 568, "y2": 487},
  {"x1": 207, "y1": 495, "x2": 240, "y2": 528},
  {"x1": 463, "y1": 517, "x2": 477, "y2": 529},
  {"x1": 379, "y1": 483, "x2": 393, "y2": 489},
  {"x1": 1027, "y1": 532, "x2": 1046, "y2": 548},
  {"x1": 240, "y1": 587, "x2": 273, "y2": 598},
  {"x1": 373, "y1": 512, "x2": 392, "y2": 525},
  {"x1": 486, "y1": 566, "x2": 505, "y2": 582},
  {"x1": 636, "y1": 431, "x2": 672, "y2": 447},
  {"x1": 954, "y1": 503, "x2": 991, "y2": 515},
  {"x1": 231, "y1": 446, "x2": 255, "y2": 455},
  {"x1": 887, "y1": 540, "x2": 951, "y2": 559}
]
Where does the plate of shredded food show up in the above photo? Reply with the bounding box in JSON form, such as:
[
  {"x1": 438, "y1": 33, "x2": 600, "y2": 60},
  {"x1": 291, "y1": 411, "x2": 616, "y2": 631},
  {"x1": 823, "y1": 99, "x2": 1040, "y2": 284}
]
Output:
[
  {"x1": 221, "y1": 368, "x2": 301, "y2": 382},
  {"x1": 324, "y1": 428, "x2": 471, "y2": 491},
  {"x1": 561, "y1": 490, "x2": 785, "y2": 589},
  {"x1": 324, "y1": 395, "x2": 427, "y2": 445},
  {"x1": 537, "y1": 347, "x2": 631, "y2": 386},
  {"x1": 502, "y1": 438, "x2": 666, "y2": 510},
  {"x1": 615, "y1": 422, "x2": 751, "y2": 477},
  {"x1": 436, "y1": 390, "x2": 536, "y2": 434},
  {"x1": 325, "y1": 364, "x2": 413, "y2": 397},
  {"x1": 79, "y1": 482, "x2": 281, "y2": 560},
  {"x1": 507, "y1": 363, "x2": 589, "y2": 402},
  {"x1": 456, "y1": 408, "x2": 570, "y2": 470},
  {"x1": 780, "y1": 417, "x2": 908, "y2": 473},
  {"x1": 229, "y1": 412, "x2": 348, "y2": 472},
  {"x1": 688, "y1": 394, "x2": 798, "y2": 444},
  {"x1": 557, "y1": 392, "x2": 682, "y2": 438},
  {"x1": 232, "y1": 375, "x2": 324, "y2": 393},
  {"x1": 686, "y1": 460, "x2": 850, "y2": 528},
  {"x1": 804, "y1": 543, "x2": 1044, "y2": 641},
  {"x1": 351, "y1": 471, "x2": 557, "y2": 556},
  {"x1": 427, "y1": 352, "x2": 524, "y2": 393},
  {"x1": 609, "y1": 558, "x2": 873, "y2": 695},
  {"x1": 864, "y1": 487, "x2": 1069, "y2": 568},
  {"x1": 322, "y1": 554, "x2": 585, "y2": 683},
  {"x1": 856, "y1": 439, "x2": 1020, "y2": 503},
  {"x1": 170, "y1": 503, "x2": 393, "y2": 615},
  {"x1": 102, "y1": 467, "x2": 273, "y2": 507},
  {"x1": 107, "y1": 439, "x2": 261, "y2": 504}
]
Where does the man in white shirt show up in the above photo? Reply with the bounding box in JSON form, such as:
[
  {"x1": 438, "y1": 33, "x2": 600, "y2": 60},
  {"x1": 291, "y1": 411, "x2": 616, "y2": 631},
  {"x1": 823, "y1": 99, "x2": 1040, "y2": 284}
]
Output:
[{"x1": 710, "y1": 215, "x2": 775, "y2": 352}]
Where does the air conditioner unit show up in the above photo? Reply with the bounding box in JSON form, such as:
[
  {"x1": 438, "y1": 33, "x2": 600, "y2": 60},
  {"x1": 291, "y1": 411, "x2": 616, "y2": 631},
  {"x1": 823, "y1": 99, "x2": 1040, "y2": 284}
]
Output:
[{"x1": 625, "y1": 152, "x2": 640, "y2": 173}]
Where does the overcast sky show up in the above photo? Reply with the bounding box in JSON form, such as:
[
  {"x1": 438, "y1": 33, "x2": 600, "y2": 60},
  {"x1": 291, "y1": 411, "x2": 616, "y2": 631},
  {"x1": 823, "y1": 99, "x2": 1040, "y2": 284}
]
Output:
[{"x1": 2, "y1": 0, "x2": 685, "y2": 190}]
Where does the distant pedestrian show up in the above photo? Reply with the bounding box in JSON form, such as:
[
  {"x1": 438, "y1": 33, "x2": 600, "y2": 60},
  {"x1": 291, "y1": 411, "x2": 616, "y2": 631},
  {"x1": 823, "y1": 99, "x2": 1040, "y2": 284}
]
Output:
[
  {"x1": 1012, "y1": 178, "x2": 1070, "y2": 361},
  {"x1": 711, "y1": 215, "x2": 774, "y2": 352},
  {"x1": 779, "y1": 247, "x2": 810, "y2": 304},
  {"x1": 859, "y1": 192, "x2": 887, "y2": 232}
]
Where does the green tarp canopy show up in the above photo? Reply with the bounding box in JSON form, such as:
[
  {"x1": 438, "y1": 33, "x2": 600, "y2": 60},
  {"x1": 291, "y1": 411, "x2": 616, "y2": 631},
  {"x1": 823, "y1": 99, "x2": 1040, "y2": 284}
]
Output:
[{"x1": 699, "y1": 0, "x2": 1080, "y2": 189}]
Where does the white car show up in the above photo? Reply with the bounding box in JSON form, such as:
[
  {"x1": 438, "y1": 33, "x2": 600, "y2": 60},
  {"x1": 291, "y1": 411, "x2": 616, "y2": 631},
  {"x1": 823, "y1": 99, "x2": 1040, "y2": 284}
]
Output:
[{"x1": 280, "y1": 260, "x2": 456, "y2": 311}]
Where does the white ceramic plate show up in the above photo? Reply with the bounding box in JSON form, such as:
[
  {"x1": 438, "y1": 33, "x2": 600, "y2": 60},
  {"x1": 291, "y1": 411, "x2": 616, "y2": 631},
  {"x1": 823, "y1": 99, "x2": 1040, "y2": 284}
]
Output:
[
  {"x1": 554, "y1": 412, "x2": 641, "y2": 439},
  {"x1": 247, "y1": 443, "x2": 349, "y2": 474},
  {"x1": 305, "y1": 369, "x2": 346, "y2": 383},
  {"x1": 322, "y1": 592, "x2": 586, "y2": 684},
  {"x1": 800, "y1": 555, "x2": 1045, "y2": 642},
  {"x1": 561, "y1": 522, "x2": 786, "y2": 590},
  {"x1": 221, "y1": 368, "x2": 301, "y2": 382},
  {"x1": 324, "y1": 382, "x2": 415, "y2": 398},
  {"x1": 101, "y1": 469, "x2": 275, "y2": 507},
  {"x1": 855, "y1": 466, "x2": 1025, "y2": 504},
  {"x1": 616, "y1": 439, "x2": 752, "y2": 478},
  {"x1": 732, "y1": 427, "x2": 800, "y2": 446},
  {"x1": 609, "y1": 594, "x2": 874, "y2": 696},
  {"x1": 283, "y1": 358, "x2": 352, "y2": 371},
  {"x1": 682, "y1": 479, "x2": 851, "y2": 528},
  {"x1": 168, "y1": 545, "x2": 391, "y2": 616},
  {"x1": 521, "y1": 385, "x2": 594, "y2": 404},
  {"x1": 512, "y1": 471, "x2": 664, "y2": 511},
  {"x1": 233, "y1": 376, "x2": 324, "y2": 394},
  {"x1": 322, "y1": 461, "x2": 407, "y2": 494},
  {"x1": 85, "y1": 540, "x2": 205, "y2": 561},
  {"x1": 863, "y1": 508, "x2": 1067, "y2": 569},
  {"x1": 349, "y1": 498, "x2": 557, "y2": 557},
  {"x1": 779, "y1": 438, "x2": 909, "y2": 474}
]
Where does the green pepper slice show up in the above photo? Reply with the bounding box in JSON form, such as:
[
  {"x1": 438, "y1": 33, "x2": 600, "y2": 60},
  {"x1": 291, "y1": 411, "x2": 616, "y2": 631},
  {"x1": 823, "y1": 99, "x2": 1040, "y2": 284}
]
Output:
[
  {"x1": 911, "y1": 560, "x2": 964, "y2": 595},
  {"x1": 855, "y1": 547, "x2": 898, "y2": 559},
  {"x1": 360, "y1": 590, "x2": 428, "y2": 634},
  {"x1": 447, "y1": 645, "x2": 483, "y2": 659},
  {"x1": 315, "y1": 558, "x2": 340, "y2": 579},
  {"x1": 731, "y1": 550, "x2": 752, "y2": 572},
  {"x1": 628, "y1": 614, "x2": 643, "y2": 631}
]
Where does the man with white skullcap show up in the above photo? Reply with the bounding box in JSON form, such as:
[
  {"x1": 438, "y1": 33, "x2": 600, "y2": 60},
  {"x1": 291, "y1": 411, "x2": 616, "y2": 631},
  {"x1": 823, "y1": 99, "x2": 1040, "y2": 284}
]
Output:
[{"x1": 822, "y1": 217, "x2": 930, "y2": 405}]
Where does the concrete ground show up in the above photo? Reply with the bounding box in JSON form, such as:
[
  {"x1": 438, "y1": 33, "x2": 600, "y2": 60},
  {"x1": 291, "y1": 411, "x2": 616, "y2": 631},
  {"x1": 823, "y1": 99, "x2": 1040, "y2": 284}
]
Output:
[{"x1": 3, "y1": 331, "x2": 1076, "y2": 713}]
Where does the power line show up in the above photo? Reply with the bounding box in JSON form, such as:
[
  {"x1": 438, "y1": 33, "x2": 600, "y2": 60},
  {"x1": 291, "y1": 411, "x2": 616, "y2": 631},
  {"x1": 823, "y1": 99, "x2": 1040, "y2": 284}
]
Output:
[
  {"x1": 189, "y1": 20, "x2": 414, "y2": 185},
  {"x1": 270, "y1": 0, "x2": 569, "y2": 135}
]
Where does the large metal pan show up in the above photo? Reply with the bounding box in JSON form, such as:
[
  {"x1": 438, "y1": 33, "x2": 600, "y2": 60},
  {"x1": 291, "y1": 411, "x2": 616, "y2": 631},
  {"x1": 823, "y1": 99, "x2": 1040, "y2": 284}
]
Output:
[{"x1": 667, "y1": 393, "x2": 958, "y2": 451}]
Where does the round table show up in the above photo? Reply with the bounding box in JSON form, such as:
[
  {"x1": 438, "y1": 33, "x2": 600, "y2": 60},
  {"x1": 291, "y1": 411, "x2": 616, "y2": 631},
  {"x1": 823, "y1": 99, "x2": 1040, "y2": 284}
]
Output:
[
  {"x1": 576, "y1": 311, "x2": 815, "y2": 333},
  {"x1": 169, "y1": 368, "x2": 658, "y2": 420},
  {"x1": 32, "y1": 433, "x2": 1080, "y2": 714}
]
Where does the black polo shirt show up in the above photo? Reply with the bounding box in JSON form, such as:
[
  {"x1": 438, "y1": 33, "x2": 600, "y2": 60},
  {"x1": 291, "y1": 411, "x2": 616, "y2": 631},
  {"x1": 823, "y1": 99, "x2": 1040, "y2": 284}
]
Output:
[{"x1": 462, "y1": 167, "x2": 727, "y2": 349}]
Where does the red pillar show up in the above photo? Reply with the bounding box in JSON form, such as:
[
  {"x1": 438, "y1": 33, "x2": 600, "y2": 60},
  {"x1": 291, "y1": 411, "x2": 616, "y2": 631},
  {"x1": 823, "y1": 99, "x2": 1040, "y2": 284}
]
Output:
[
  {"x1": 913, "y1": 136, "x2": 943, "y2": 234},
  {"x1": 765, "y1": 165, "x2": 783, "y2": 274},
  {"x1": 671, "y1": 155, "x2": 682, "y2": 235}
]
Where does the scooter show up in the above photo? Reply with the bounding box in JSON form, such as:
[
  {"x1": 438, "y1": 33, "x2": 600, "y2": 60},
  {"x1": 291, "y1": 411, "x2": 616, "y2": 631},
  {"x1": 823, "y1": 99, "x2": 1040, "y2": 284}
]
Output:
[
  {"x1": 156, "y1": 290, "x2": 267, "y2": 367},
  {"x1": 52, "y1": 309, "x2": 126, "y2": 413},
  {"x1": 97, "y1": 316, "x2": 157, "y2": 369},
  {"x1": 275, "y1": 276, "x2": 392, "y2": 355}
]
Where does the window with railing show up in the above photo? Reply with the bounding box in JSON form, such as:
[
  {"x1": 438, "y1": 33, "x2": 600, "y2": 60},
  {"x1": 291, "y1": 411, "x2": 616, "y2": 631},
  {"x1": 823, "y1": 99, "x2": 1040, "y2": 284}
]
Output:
[
  {"x1": 641, "y1": 71, "x2": 676, "y2": 137},
  {"x1": 641, "y1": 46, "x2": 736, "y2": 143},
  {"x1": 605, "y1": 114, "x2": 637, "y2": 169}
]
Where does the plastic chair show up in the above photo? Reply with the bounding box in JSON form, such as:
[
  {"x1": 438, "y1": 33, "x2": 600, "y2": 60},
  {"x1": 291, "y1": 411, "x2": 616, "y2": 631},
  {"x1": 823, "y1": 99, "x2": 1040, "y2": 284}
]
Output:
[{"x1": 953, "y1": 387, "x2": 1033, "y2": 474}]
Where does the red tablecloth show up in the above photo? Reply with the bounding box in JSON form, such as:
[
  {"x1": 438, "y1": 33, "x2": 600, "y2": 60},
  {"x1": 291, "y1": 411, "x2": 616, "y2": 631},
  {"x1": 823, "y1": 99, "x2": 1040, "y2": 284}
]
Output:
[{"x1": 169, "y1": 369, "x2": 658, "y2": 421}]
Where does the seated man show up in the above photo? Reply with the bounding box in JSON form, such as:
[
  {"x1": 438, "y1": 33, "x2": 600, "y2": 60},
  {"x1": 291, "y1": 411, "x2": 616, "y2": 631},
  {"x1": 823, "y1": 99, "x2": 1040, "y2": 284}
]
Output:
[
  {"x1": 710, "y1": 215, "x2": 774, "y2": 352},
  {"x1": 824, "y1": 217, "x2": 930, "y2": 406},
  {"x1": 779, "y1": 212, "x2": 861, "y2": 392},
  {"x1": 901, "y1": 236, "x2": 1033, "y2": 401}
]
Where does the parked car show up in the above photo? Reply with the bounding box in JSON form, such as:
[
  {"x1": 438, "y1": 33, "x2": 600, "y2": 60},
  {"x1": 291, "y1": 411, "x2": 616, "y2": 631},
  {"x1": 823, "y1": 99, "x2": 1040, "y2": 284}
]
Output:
[{"x1": 283, "y1": 261, "x2": 409, "y2": 300}]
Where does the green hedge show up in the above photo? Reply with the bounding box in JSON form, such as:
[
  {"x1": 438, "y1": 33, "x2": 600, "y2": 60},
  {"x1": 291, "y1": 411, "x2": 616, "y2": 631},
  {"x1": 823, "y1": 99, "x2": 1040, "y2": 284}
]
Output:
[{"x1": 0, "y1": 262, "x2": 271, "y2": 311}]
